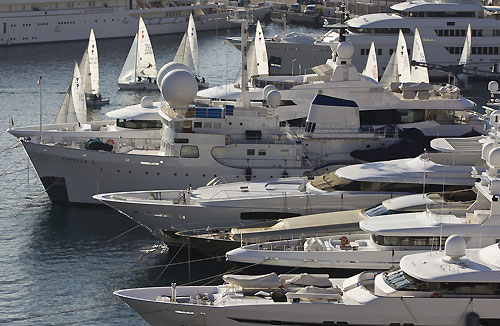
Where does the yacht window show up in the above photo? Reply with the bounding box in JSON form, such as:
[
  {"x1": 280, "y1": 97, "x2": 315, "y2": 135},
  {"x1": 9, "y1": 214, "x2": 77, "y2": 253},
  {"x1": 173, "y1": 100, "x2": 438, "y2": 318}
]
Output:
[
  {"x1": 384, "y1": 268, "x2": 500, "y2": 295},
  {"x1": 213, "y1": 122, "x2": 222, "y2": 129},
  {"x1": 377, "y1": 49, "x2": 382, "y2": 56},
  {"x1": 180, "y1": 145, "x2": 199, "y2": 158},
  {"x1": 280, "y1": 149, "x2": 289, "y2": 156},
  {"x1": 372, "y1": 234, "x2": 446, "y2": 247},
  {"x1": 258, "y1": 149, "x2": 266, "y2": 156},
  {"x1": 174, "y1": 138, "x2": 189, "y2": 143},
  {"x1": 194, "y1": 122, "x2": 202, "y2": 128},
  {"x1": 364, "y1": 204, "x2": 390, "y2": 217},
  {"x1": 247, "y1": 149, "x2": 255, "y2": 155},
  {"x1": 116, "y1": 119, "x2": 162, "y2": 129},
  {"x1": 269, "y1": 56, "x2": 282, "y2": 68},
  {"x1": 203, "y1": 122, "x2": 212, "y2": 128},
  {"x1": 389, "y1": 49, "x2": 394, "y2": 55},
  {"x1": 246, "y1": 130, "x2": 262, "y2": 141}
]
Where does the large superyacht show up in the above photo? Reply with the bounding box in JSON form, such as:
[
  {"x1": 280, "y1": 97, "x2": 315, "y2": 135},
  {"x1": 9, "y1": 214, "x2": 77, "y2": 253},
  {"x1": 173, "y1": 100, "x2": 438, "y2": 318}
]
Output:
[
  {"x1": 0, "y1": 0, "x2": 243, "y2": 46},
  {"x1": 263, "y1": 0, "x2": 500, "y2": 76}
]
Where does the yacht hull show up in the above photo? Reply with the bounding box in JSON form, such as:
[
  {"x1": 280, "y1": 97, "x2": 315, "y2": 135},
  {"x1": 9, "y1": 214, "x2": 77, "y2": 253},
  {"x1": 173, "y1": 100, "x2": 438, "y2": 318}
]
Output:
[
  {"x1": 116, "y1": 288, "x2": 500, "y2": 326},
  {"x1": 21, "y1": 141, "x2": 315, "y2": 205}
]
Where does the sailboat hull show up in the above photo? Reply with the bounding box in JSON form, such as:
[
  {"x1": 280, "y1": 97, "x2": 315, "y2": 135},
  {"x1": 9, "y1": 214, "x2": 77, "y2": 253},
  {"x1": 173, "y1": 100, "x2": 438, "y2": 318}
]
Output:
[{"x1": 118, "y1": 82, "x2": 159, "y2": 90}]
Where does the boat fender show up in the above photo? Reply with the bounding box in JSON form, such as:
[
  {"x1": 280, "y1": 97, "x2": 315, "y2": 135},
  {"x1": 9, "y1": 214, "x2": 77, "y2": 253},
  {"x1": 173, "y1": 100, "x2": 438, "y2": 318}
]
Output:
[
  {"x1": 340, "y1": 236, "x2": 349, "y2": 247},
  {"x1": 271, "y1": 288, "x2": 287, "y2": 302},
  {"x1": 106, "y1": 139, "x2": 115, "y2": 146},
  {"x1": 465, "y1": 312, "x2": 480, "y2": 326},
  {"x1": 245, "y1": 167, "x2": 252, "y2": 181}
]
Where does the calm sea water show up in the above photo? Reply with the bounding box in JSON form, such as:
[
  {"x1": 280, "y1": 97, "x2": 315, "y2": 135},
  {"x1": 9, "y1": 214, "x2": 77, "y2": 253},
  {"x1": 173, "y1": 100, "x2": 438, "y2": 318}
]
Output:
[
  {"x1": 0, "y1": 23, "x2": 326, "y2": 325},
  {"x1": 0, "y1": 21, "x2": 494, "y2": 325}
]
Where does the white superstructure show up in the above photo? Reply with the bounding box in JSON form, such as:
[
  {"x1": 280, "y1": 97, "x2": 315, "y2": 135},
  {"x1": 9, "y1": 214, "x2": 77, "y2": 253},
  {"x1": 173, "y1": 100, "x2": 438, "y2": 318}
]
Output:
[{"x1": 0, "y1": 0, "x2": 237, "y2": 46}]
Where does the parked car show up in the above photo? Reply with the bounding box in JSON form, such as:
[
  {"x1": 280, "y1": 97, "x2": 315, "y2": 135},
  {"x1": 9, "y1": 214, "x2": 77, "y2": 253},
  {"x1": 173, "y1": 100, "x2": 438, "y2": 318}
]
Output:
[
  {"x1": 289, "y1": 3, "x2": 301, "y2": 12},
  {"x1": 304, "y1": 4, "x2": 317, "y2": 14}
]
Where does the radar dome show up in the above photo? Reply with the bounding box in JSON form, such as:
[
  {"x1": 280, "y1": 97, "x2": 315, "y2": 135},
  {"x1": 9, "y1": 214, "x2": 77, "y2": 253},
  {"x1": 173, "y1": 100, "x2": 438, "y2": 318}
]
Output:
[
  {"x1": 489, "y1": 147, "x2": 500, "y2": 167},
  {"x1": 158, "y1": 62, "x2": 191, "y2": 88},
  {"x1": 481, "y1": 141, "x2": 495, "y2": 161},
  {"x1": 140, "y1": 96, "x2": 154, "y2": 108},
  {"x1": 489, "y1": 81, "x2": 499, "y2": 93},
  {"x1": 266, "y1": 90, "x2": 281, "y2": 108},
  {"x1": 336, "y1": 41, "x2": 354, "y2": 59},
  {"x1": 444, "y1": 235, "x2": 466, "y2": 260},
  {"x1": 263, "y1": 84, "x2": 277, "y2": 98},
  {"x1": 161, "y1": 69, "x2": 197, "y2": 108}
]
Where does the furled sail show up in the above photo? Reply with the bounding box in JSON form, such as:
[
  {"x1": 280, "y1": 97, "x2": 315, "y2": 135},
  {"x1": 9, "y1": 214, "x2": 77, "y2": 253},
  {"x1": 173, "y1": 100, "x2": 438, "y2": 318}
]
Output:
[
  {"x1": 55, "y1": 63, "x2": 87, "y2": 124},
  {"x1": 136, "y1": 17, "x2": 157, "y2": 79},
  {"x1": 410, "y1": 28, "x2": 429, "y2": 83},
  {"x1": 362, "y1": 41, "x2": 378, "y2": 81},
  {"x1": 118, "y1": 34, "x2": 138, "y2": 84}
]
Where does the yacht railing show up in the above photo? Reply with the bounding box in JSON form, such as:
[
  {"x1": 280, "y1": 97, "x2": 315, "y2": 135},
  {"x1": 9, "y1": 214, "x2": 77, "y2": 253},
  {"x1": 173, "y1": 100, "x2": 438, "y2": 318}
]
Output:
[{"x1": 425, "y1": 202, "x2": 471, "y2": 219}]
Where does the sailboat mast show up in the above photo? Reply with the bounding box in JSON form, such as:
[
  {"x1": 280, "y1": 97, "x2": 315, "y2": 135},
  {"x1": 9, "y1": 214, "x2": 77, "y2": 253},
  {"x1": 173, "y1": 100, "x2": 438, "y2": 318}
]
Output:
[
  {"x1": 38, "y1": 76, "x2": 42, "y2": 143},
  {"x1": 240, "y1": 15, "x2": 250, "y2": 108}
]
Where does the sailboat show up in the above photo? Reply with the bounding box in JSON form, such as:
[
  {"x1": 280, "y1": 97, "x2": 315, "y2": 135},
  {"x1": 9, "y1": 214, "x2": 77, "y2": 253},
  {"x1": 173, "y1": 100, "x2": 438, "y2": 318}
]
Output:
[
  {"x1": 79, "y1": 28, "x2": 109, "y2": 107},
  {"x1": 456, "y1": 24, "x2": 472, "y2": 89},
  {"x1": 55, "y1": 63, "x2": 87, "y2": 124},
  {"x1": 118, "y1": 17, "x2": 158, "y2": 91},
  {"x1": 234, "y1": 20, "x2": 269, "y2": 87},
  {"x1": 173, "y1": 13, "x2": 207, "y2": 89},
  {"x1": 380, "y1": 28, "x2": 429, "y2": 88},
  {"x1": 362, "y1": 41, "x2": 378, "y2": 81}
]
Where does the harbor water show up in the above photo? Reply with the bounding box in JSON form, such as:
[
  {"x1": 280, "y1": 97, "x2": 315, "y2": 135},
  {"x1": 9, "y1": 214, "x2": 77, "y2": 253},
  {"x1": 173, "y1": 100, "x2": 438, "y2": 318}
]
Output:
[
  {"x1": 0, "y1": 22, "x2": 493, "y2": 325},
  {"x1": 0, "y1": 23, "x2": 326, "y2": 325}
]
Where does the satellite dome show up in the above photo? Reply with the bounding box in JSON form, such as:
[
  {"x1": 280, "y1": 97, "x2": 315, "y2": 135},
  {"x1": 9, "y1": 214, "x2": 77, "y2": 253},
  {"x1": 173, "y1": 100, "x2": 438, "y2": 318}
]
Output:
[
  {"x1": 481, "y1": 141, "x2": 495, "y2": 161},
  {"x1": 266, "y1": 90, "x2": 281, "y2": 108},
  {"x1": 263, "y1": 84, "x2": 277, "y2": 98},
  {"x1": 158, "y1": 62, "x2": 191, "y2": 88},
  {"x1": 336, "y1": 41, "x2": 354, "y2": 59},
  {"x1": 489, "y1": 147, "x2": 500, "y2": 167},
  {"x1": 489, "y1": 81, "x2": 499, "y2": 93},
  {"x1": 444, "y1": 235, "x2": 466, "y2": 260},
  {"x1": 161, "y1": 69, "x2": 197, "y2": 108},
  {"x1": 140, "y1": 96, "x2": 154, "y2": 108}
]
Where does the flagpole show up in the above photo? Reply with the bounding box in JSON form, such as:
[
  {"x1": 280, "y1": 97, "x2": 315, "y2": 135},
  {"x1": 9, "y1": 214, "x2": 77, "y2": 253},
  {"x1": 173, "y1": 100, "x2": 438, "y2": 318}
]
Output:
[{"x1": 38, "y1": 76, "x2": 42, "y2": 143}]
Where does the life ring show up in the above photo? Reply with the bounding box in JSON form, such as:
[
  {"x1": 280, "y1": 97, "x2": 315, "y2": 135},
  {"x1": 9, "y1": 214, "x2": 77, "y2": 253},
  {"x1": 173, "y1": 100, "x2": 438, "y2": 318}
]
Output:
[
  {"x1": 340, "y1": 236, "x2": 349, "y2": 247},
  {"x1": 106, "y1": 139, "x2": 115, "y2": 146}
]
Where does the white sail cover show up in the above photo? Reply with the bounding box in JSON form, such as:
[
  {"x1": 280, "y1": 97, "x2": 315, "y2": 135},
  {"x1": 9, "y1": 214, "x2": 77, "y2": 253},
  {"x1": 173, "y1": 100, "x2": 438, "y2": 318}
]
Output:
[
  {"x1": 380, "y1": 51, "x2": 398, "y2": 88},
  {"x1": 136, "y1": 17, "x2": 157, "y2": 79},
  {"x1": 55, "y1": 63, "x2": 87, "y2": 124},
  {"x1": 396, "y1": 29, "x2": 411, "y2": 83},
  {"x1": 118, "y1": 34, "x2": 138, "y2": 84},
  {"x1": 410, "y1": 28, "x2": 429, "y2": 83},
  {"x1": 173, "y1": 14, "x2": 199, "y2": 75},
  {"x1": 459, "y1": 24, "x2": 471, "y2": 66},
  {"x1": 235, "y1": 20, "x2": 268, "y2": 84},
  {"x1": 87, "y1": 28, "x2": 99, "y2": 95},
  {"x1": 362, "y1": 41, "x2": 378, "y2": 81}
]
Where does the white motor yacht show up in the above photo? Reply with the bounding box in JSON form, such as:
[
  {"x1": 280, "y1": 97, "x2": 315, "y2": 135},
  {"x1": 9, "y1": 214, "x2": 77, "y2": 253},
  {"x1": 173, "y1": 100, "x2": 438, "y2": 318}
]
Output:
[
  {"x1": 13, "y1": 32, "x2": 479, "y2": 205},
  {"x1": 0, "y1": 0, "x2": 249, "y2": 46},
  {"x1": 115, "y1": 235, "x2": 500, "y2": 326},
  {"x1": 226, "y1": 132, "x2": 500, "y2": 270},
  {"x1": 261, "y1": 0, "x2": 500, "y2": 76}
]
